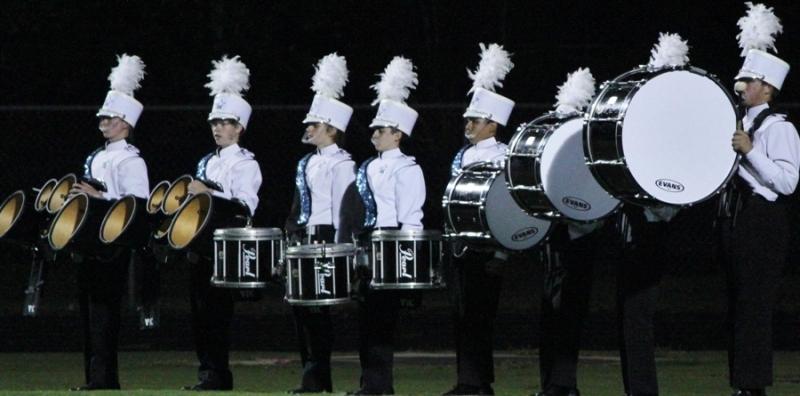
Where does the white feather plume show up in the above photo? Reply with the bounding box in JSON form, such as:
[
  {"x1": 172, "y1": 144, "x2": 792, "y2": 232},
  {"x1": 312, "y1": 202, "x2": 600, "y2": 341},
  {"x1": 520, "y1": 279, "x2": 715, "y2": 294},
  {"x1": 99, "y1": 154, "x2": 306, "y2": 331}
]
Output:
[
  {"x1": 107, "y1": 54, "x2": 145, "y2": 97},
  {"x1": 648, "y1": 33, "x2": 690, "y2": 68},
  {"x1": 311, "y1": 53, "x2": 349, "y2": 99},
  {"x1": 737, "y1": 2, "x2": 783, "y2": 57},
  {"x1": 205, "y1": 55, "x2": 250, "y2": 97},
  {"x1": 467, "y1": 43, "x2": 514, "y2": 94},
  {"x1": 554, "y1": 67, "x2": 596, "y2": 115},
  {"x1": 371, "y1": 56, "x2": 418, "y2": 106}
]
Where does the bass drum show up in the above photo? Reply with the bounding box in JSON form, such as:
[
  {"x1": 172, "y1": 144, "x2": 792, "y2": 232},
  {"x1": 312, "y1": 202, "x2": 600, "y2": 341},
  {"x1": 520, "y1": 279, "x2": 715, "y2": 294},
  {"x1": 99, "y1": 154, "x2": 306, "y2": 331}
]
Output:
[
  {"x1": 506, "y1": 112, "x2": 620, "y2": 221},
  {"x1": 584, "y1": 66, "x2": 738, "y2": 206},
  {"x1": 442, "y1": 161, "x2": 551, "y2": 251}
]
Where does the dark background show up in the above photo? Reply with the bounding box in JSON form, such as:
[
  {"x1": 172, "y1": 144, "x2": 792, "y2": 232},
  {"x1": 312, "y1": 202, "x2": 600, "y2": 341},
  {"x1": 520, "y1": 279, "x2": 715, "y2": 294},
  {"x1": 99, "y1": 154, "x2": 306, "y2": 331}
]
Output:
[{"x1": 0, "y1": 0, "x2": 798, "y2": 351}]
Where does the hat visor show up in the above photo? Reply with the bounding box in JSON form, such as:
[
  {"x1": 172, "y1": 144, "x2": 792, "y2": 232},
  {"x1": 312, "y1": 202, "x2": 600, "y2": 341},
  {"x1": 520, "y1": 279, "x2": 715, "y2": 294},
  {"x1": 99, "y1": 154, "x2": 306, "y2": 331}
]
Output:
[
  {"x1": 734, "y1": 70, "x2": 760, "y2": 81},
  {"x1": 96, "y1": 109, "x2": 124, "y2": 119},
  {"x1": 207, "y1": 112, "x2": 240, "y2": 122},
  {"x1": 302, "y1": 114, "x2": 327, "y2": 125},
  {"x1": 462, "y1": 109, "x2": 491, "y2": 120}
]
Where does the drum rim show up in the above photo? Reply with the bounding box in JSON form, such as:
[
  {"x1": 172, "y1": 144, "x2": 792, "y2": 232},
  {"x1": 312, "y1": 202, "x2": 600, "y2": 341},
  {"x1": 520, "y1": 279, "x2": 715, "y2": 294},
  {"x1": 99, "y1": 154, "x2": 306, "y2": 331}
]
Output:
[
  {"x1": 210, "y1": 279, "x2": 269, "y2": 288},
  {"x1": 285, "y1": 297, "x2": 353, "y2": 306},
  {"x1": 214, "y1": 227, "x2": 283, "y2": 239},
  {"x1": 47, "y1": 192, "x2": 89, "y2": 251},
  {"x1": 285, "y1": 242, "x2": 356, "y2": 257},
  {"x1": 370, "y1": 229, "x2": 442, "y2": 240},
  {"x1": 370, "y1": 282, "x2": 445, "y2": 290}
]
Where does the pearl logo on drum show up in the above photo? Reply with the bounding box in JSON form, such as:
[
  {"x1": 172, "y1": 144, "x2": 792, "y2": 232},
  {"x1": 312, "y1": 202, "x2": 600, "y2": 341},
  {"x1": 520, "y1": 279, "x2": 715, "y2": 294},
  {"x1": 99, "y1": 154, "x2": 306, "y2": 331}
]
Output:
[
  {"x1": 241, "y1": 246, "x2": 257, "y2": 278},
  {"x1": 655, "y1": 179, "x2": 685, "y2": 192},
  {"x1": 511, "y1": 227, "x2": 539, "y2": 242},
  {"x1": 562, "y1": 196, "x2": 591, "y2": 211},
  {"x1": 316, "y1": 261, "x2": 334, "y2": 296},
  {"x1": 398, "y1": 247, "x2": 414, "y2": 279}
]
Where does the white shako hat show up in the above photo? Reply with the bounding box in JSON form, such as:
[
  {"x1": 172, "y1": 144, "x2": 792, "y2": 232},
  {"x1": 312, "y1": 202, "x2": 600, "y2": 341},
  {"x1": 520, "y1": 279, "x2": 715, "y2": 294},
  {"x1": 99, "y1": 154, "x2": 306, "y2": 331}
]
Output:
[
  {"x1": 369, "y1": 56, "x2": 419, "y2": 136},
  {"x1": 553, "y1": 67, "x2": 596, "y2": 116},
  {"x1": 96, "y1": 54, "x2": 146, "y2": 128},
  {"x1": 462, "y1": 43, "x2": 515, "y2": 126},
  {"x1": 734, "y1": 2, "x2": 789, "y2": 90},
  {"x1": 302, "y1": 53, "x2": 353, "y2": 132},
  {"x1": 206, "y1": 55, "x2": 252, "y2": 129}
]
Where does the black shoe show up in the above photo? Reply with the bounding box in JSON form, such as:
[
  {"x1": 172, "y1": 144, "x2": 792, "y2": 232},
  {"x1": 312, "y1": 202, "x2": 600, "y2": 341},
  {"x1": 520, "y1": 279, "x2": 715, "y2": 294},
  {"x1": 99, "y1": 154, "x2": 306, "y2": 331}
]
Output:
[
  {"x1": 182, "y1": 381, "x2": 232, "y2": 391},
  {"x1": 732, "y1": 390, "x2": 766, "y2": 396},
  {"x1": 69, "y1": 383, "x2": 120, "y2": 391},
  {"x1": 534, "y1": 386, "x2": 581, "y2": 396},
  {"x1": 348, "y1": 388, "x2": 394, "y2": 395},
  {"x1": 443, "y1": 384, "x2": 494, "y2": 395},
  {"x1": 289, "y1": 388, "x2": 326, "y2": 394}
]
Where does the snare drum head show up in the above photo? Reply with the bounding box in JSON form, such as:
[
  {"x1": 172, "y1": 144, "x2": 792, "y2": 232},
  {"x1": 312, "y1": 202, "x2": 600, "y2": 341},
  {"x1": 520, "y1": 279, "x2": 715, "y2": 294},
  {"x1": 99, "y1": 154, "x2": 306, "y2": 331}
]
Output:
[
  {"x1": 540, "y1": 117, "x2": 620, "y2": 221},
  {"x1": 622, "y1": 70, "x2": 737, "y2": 205},
  {"x1": 485, "y1": 171, "x2": 551, "y2": 250}
]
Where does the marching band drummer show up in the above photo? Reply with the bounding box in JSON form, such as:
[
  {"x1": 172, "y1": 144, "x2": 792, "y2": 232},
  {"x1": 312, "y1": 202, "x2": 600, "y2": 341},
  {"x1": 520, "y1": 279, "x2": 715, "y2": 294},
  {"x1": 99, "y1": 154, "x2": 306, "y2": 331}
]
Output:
[
  {"x1": 182, "y1": 55, "x2": 263, "y2": 391},
  {"x1": 69, "y1": 54, "x2": 149, "y2": 391},
  {"x1": 338, "y1": 56, "x2": 424, "y2": 395},
  {"x1": 723, "y1": 4, "x2": 800, "y2": 395},
  {"x1": 284, "y1": 53, "x2": 355, "y2": 394},
  {"x1": 442, "y1": 43, "x2": 515, "y2": 396}
]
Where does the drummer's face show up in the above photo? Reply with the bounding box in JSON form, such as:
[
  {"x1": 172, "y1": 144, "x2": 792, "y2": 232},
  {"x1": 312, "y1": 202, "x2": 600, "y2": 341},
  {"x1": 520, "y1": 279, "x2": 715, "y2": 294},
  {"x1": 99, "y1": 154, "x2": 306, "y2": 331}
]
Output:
[
  {"x1": 210, "y1": 119, "x2": 242, "y2": 148},
  {"x1": 98, "y1": 116, "x2": 129, "y2": 142},
  {"x1": 371, "y1": 127, "x2": 401, "y2": 152},
  {"x1": 464, "y1": 117, "x2": 496, "y2": 144},
  {"x1": 303, "y1": 122, "x2": 336, "y2": 147},
  {"x1": 739, "y1": 79, "x2": 773, "y2": 107}
]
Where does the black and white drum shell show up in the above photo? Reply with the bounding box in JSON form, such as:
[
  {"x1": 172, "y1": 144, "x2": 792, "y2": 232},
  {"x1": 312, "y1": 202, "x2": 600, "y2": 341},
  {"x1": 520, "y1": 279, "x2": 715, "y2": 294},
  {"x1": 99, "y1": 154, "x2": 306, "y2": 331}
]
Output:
[
  {"x1": 584, "y1": 66, "x2": 738, "y2": 206},
  {"x1": 285, "y1": 243, "x2": 355, "y2": 306},
  {"x1": 368, "y1": 230, "x2": 444, "y2": 290},
  {"x1": 443, "y1": 161, "x2": 552, "y2": 251},
  {"x1": 212, "y1": 227, "x2": 283, "y2": 289},
  {"x1": 506, "y1": 112, "x2": 620, "y2": 222}
]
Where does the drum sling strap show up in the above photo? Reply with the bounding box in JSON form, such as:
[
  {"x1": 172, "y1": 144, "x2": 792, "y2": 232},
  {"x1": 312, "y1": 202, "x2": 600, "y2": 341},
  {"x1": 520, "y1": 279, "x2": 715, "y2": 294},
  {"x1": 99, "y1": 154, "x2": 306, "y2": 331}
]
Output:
[
  {"x1": 449, "y1": 145, "x2": 471, "y2": 177},
  {"x1": 295, "y1": 152, "x2": 315, "y2": 226},
  {"x1": 720, "y1": 107, "x2": 783, "y2": 227},
  {"x1": 356, "y1": 157, "x2": 378, "y2": 229}
]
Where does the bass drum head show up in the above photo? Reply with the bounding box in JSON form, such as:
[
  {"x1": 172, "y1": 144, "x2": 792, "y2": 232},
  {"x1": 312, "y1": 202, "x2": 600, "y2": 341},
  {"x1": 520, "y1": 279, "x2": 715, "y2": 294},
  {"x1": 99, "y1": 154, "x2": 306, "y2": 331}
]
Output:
[
  {"x1": 622, "y1": 70, "x2": 737, "y2": 205},
  {"x1": 485, "y1": 171, "x2": 550, "y2": 250},
  {"x1": 540, "y1": 117, "x2": 620, "y2": 221}
]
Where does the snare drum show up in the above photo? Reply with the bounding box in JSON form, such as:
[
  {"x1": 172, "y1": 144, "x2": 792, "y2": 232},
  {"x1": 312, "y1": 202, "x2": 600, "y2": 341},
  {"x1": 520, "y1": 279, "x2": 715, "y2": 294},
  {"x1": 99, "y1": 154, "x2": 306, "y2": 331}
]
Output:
[
  {"x1": 507, "y1": 112, "x2": 620, "y2": 221},
  {"x1": 442, "y1": 161, "x2": 552, "y2": 250},
  {"x1": 584, "y1": 66, "x2": 738, "y2": 206},
  {"x1": 285, "y1": 243, "x2": 355, "y2": 306},
  {"x1": 368, "y1": 230, "x2": 444, "y2": 290},
  {"x1": 212, "y1": 227, "x2": 283, "y2": 288}
]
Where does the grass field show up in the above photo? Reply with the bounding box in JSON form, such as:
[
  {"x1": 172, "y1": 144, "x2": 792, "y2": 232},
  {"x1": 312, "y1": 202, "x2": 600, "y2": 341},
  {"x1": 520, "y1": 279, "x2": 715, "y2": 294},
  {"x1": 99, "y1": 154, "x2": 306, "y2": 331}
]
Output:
[{"x1": 2, "y1": 350, "x2": 800, "y2": 395}]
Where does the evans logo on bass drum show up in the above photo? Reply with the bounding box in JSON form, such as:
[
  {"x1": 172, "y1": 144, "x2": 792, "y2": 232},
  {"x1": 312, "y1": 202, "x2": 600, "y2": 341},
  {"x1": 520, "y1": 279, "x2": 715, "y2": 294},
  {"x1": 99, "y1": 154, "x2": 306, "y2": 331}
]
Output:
[
  {"x1": 511, "y1": 227, "x2": 539, "y2": 242},
  {"x1": 655, "y1": 179, "x2": 685, "y2": 192},
  {"x1": 561, "y1": 196, "x2": 591, "y2": 211}
]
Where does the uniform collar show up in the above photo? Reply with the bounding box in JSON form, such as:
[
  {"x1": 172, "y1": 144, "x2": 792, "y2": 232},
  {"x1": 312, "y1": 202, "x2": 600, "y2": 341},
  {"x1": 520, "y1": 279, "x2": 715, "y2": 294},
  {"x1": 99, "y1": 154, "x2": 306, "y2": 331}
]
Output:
[
  {"x1": 474, "y1": 136, "x2": 497, "y2": 149},
  {"x1": 746, "y1": 103, "x2": 770, "y2": 121},
  {"x1": 317, "y1": 143, "x2": 340, "y2": 156},
  {"x1": 105, "y1": 139, "x2": 127, "y2": 151},
  {"x1": 217, "y1": 143, "x2": 240, "y2": 158},
  {"x1": 378, "y1": 147, "x2": 403, "y2": 159}
]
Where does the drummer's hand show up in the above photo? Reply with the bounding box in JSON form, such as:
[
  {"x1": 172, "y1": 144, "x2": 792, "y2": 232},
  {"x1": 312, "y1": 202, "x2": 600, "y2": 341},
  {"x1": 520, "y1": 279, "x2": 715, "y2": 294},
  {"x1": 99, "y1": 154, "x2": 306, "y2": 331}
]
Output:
[
  {"x1": 70, "y1": 181, "x2": 103, "y2": 199},
  {"x1": 732, "y1": 130, "x2": 753, "y2": 154},
  {"x1": 187, "y1": 180, "x2": 209, "y2": 194}
]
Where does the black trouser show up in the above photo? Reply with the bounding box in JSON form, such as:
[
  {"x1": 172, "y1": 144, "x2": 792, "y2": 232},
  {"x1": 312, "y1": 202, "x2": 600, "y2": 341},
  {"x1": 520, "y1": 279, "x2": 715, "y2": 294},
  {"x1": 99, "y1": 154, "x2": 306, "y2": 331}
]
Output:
[
  {"x1": 76, "y1": 247, "x2": 130, "y2": 389},
  {"x1": 617, "y1": 210, "x2": 670, "y2": 396},
  {"x1": 450, "y1": 250, "x2": 502, "y2": 387},
  {"x1": 720, "y1": 195, "x2": 790, "y2": 389},
  {"x1": 539, "y1": 227, "x2": 598, "y2": 390},
  {"x1": 189, "y1": 253, "x2": 234, "y2": 388},
  {"x1": 292, "y1": 224, "x2": 336, "y2": 392}
]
